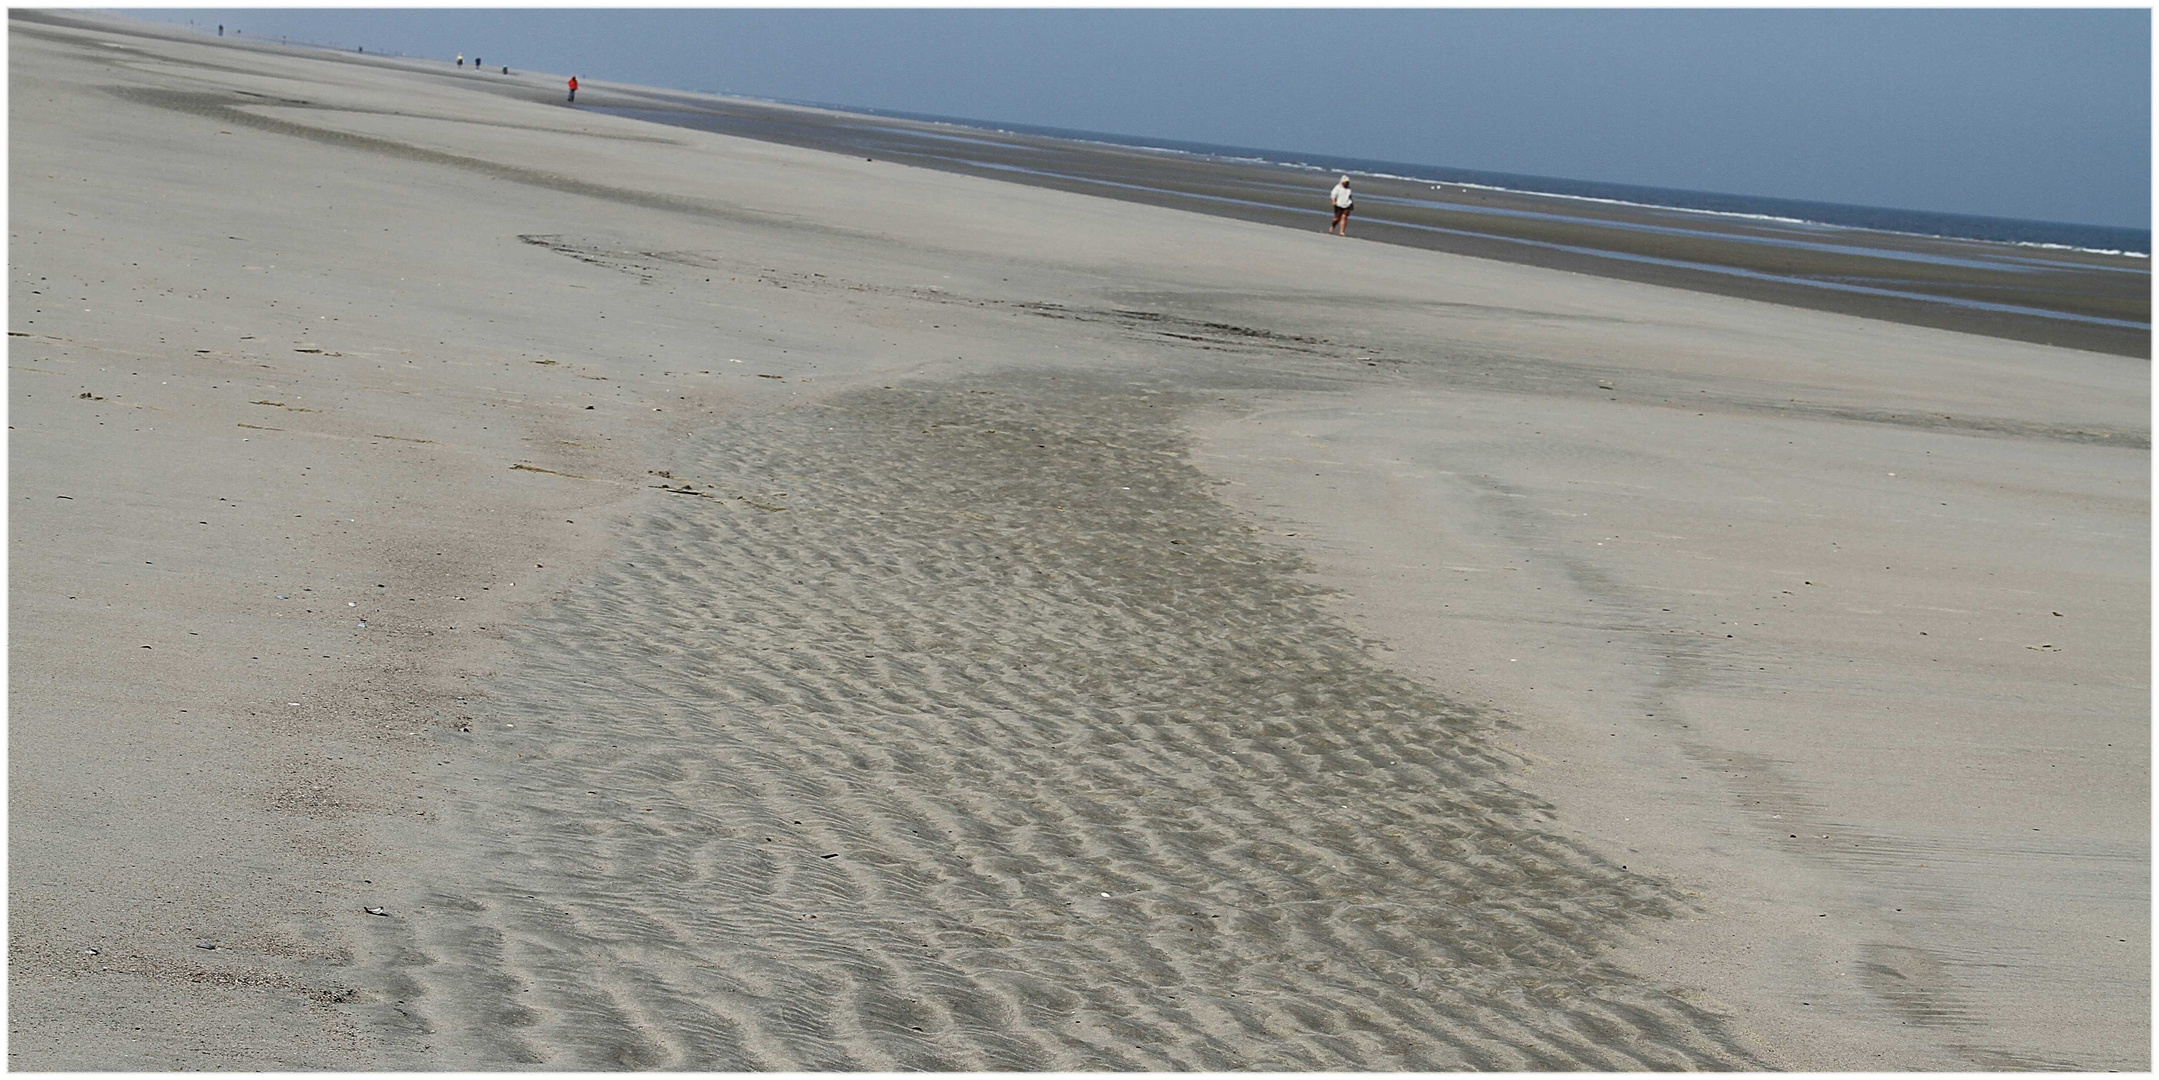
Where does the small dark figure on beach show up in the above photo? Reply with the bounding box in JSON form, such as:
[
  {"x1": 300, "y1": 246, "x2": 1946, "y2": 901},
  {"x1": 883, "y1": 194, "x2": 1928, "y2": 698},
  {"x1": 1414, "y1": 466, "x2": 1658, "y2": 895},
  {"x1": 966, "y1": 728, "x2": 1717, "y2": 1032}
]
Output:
[
  {"x1": 216, "y1": 24, "x2": 222, "y2": 36},
  {"x1": 1329, "y1": 176, "x2": 1354, "y2": 235},
  {"x1": 502, "y1": 66, "x2": 510, "y2": 75},
  {"x1": 474, "y1": 57, "x2": 481, "y2": 69},
  {"x1": 456, "y1": 54, "x2": 464, "y2": 68},
  {"x1": 567, "y1": 76, "x2": 579, "y2": 103}
]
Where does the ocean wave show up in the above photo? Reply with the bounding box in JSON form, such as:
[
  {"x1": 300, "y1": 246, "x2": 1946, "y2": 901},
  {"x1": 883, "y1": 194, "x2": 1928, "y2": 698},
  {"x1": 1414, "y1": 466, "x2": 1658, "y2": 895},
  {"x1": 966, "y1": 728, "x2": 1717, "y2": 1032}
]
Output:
[
  {"x1": 680, "y1": 92, "x2": 2152, "y2": 261},
  {"x1": 1028, "y1": 137, "x2": 2151, "y2": 260},
  {"x1": 1368, "y1": 178, "x2": 2148, "y2": 261},
  {"x1": 961, "y1": 127, "x2": 2150, "y2": 260}
]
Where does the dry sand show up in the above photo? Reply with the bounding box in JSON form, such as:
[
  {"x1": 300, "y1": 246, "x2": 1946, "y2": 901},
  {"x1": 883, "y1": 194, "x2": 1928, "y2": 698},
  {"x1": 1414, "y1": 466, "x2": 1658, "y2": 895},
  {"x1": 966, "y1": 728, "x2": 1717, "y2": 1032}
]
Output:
[{"x1": 9, "y1": 13, "x2": 2148, "y2": 1070}]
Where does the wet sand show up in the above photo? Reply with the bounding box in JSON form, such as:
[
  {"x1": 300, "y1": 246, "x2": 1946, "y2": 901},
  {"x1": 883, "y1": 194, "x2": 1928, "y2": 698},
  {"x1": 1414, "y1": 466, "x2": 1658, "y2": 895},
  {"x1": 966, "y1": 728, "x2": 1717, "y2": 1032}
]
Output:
[
  {"x1": 572, "y1": 91, "x2": 2150, "y2": 359},
  {"x1": 10, "y1": 12, "x2": 2149, "y2": 1070}
]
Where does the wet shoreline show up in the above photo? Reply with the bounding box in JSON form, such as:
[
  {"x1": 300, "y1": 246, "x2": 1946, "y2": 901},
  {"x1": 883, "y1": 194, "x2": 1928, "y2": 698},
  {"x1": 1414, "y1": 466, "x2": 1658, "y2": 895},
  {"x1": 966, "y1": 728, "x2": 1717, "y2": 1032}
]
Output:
[{"x1": 588, "y1": 90, "x2": 2151, "y2": 358}]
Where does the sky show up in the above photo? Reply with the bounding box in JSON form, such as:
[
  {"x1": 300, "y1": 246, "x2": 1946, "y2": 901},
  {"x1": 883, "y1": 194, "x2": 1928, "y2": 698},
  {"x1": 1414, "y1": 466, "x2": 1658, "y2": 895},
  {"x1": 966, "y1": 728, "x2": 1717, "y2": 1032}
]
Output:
[{"x1": 122, "y1": 8, "x2": 2151, "y2": 229}]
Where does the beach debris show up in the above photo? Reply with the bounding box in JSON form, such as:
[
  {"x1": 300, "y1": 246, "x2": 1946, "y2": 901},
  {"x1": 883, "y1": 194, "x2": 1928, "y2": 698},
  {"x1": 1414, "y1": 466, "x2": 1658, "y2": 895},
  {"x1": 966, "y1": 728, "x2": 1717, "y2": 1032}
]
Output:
[
  {"x1": 2027, "y1": 643, "x2": 2060, "y2": 651},
  {"x1": 196, "y1": 942, "x2": 219, "y2": 950},
  {"x1": 510, "y1": 463, "x2": 595, "y2": 480},
  {"x1": 83, "y1": 948, "x2": 100, "y2": 956},
  {"x1": 362, "y1": 906, "x2": 389, "y2": 917},
  {"x1": 820, "y1": 853, "x2": 839, "y2": 859}
]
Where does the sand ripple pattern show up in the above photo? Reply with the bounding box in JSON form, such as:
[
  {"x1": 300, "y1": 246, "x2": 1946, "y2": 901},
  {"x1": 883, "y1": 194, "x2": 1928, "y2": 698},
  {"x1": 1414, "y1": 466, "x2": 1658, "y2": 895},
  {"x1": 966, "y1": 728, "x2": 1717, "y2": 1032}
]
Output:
[{"x1": 375, "y1": 379, "x2": 1757, "y2": 1069}]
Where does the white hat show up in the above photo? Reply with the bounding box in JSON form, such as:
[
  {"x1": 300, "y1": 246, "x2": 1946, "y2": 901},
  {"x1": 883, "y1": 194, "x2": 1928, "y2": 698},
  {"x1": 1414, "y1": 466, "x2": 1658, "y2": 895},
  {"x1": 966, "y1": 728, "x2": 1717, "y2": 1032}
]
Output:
[{"x1": 1339, "y1": 176, "x2": 1351, "y2": 183}]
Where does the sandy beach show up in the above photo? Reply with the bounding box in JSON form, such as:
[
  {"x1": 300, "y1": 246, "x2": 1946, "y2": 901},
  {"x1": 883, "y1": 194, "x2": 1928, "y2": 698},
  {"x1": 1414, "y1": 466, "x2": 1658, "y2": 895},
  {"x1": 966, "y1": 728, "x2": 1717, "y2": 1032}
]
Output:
[
  {"x1": 10, "y1": 13, "x2": 2148, "y2": 1070},
  {"x1": 579, "y1": 88, "x2": 2150, "y2": 359}
]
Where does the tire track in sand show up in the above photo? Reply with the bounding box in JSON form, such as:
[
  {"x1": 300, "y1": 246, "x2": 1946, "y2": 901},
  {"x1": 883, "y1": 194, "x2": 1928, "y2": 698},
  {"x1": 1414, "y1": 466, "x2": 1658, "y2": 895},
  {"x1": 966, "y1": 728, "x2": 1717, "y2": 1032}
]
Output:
[{"x1": 367, "y1": 375, "x2": 1760, "y2": 1069}]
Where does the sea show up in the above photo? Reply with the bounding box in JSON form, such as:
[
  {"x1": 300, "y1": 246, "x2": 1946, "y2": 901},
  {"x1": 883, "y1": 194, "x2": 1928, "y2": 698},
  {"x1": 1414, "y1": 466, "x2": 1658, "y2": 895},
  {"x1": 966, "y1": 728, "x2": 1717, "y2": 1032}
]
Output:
[
  {"x1": 810, "y1": 102, "x2": 2152, "y2": 258},
  {"x1": 589, "y1": 88, "x2": 2149, "y2": 348}
]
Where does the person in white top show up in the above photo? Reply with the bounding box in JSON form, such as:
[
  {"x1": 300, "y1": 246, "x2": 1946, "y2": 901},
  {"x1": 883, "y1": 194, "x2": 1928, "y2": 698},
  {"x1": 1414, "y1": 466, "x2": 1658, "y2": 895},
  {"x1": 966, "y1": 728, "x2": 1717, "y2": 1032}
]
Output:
[{"x1": 1328, "y1": 176, "x2": 1354, "y2": 235}]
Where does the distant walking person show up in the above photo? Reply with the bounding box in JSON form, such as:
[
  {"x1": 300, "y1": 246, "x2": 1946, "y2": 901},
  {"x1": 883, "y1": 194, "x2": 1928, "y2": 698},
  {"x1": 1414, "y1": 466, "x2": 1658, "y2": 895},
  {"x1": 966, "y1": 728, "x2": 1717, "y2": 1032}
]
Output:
[
  {"x1": 567, "y1": 75, "x2": 579, "y2": 103},
  {"x1": 456, "y1": 53, "x2": 464, "y2": 68},
  {"x1": 473, "y1": 56, "x2": 481, "y2": 69},
  {"x1": 1329, "y1": 176, "x2": 1354, "y2": 235}
]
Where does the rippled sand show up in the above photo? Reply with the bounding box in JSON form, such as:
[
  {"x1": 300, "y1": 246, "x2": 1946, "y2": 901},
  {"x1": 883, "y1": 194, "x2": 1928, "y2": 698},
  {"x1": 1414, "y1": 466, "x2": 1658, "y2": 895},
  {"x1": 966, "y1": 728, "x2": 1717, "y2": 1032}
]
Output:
[
  {"x1": 11, "y1": 11, "x2": 2145, "y2": 1071},
  {"x1": 357, "y1": 379, "x2": 1756, "y2": 1068}
]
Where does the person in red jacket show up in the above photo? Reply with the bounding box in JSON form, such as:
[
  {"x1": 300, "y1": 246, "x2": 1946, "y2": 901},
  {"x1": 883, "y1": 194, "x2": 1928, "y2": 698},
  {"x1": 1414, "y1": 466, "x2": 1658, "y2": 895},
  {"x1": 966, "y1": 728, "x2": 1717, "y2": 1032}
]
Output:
[{"x1": 567, "y1": 75, "x2": 579, "y2": 103}]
